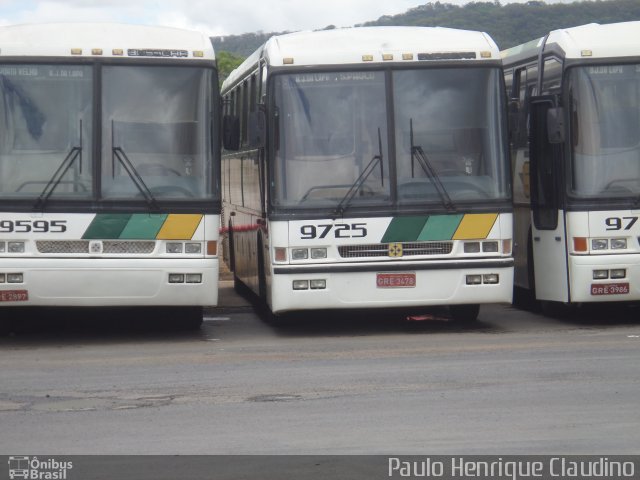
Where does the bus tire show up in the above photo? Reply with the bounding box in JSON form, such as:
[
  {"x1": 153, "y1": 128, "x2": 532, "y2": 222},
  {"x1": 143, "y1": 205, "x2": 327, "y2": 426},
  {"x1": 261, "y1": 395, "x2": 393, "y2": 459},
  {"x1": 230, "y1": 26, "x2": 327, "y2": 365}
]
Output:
[
  {"x1": 540, "y1": 300, "x2": 574, "y2": 319},
  {"x1": 182, "y1": 307, "x2": 204, "y2": 330},
  {"x1": 449, "y1": 304, "x2": 480, "y2": 323}
]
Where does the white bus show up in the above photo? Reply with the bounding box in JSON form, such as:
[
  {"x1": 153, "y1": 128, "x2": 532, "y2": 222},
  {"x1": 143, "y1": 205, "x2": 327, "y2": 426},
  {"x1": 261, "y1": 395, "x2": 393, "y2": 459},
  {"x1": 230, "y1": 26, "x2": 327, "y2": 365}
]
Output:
[
  {"x1": 0, "y1": 23, "x2": 221, "y2": 328},
  {"x1": 502, "y1": 21, "x2": 640, "y2": 313},
  {"x1": 221, "y1": 27, "x2": 513, "y2": 322}
]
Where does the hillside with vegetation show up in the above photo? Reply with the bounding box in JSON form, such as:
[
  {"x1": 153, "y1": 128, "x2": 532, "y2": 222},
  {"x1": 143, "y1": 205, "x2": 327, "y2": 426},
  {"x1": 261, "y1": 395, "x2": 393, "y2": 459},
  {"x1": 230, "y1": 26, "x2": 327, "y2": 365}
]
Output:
[{"x1": 213, "y1": 0, "x2": 640, "y2": 79}]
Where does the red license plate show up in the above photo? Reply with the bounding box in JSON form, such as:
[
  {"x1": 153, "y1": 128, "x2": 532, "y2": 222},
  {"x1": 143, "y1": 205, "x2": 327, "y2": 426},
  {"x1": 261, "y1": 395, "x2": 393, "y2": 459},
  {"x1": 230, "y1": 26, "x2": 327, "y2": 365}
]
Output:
[
  {"x1": 0, "y1": 290, "x2": 29, "y2": 302},
  {"x1": 590, "y1": 283, "x2": 630, "y2": 296},
  {"x1": 376, "y1": 273, "x2": 416, "y2": 288}
]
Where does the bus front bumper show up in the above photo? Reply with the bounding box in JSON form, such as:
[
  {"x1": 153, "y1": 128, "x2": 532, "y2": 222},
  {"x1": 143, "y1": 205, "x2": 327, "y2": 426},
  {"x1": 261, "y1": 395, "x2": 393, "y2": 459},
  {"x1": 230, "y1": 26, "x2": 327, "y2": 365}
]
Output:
[
  {"x1": 569, "y1": 254, "x2": 640, "y2": 303},
  {"x1": 269, "y1": 259, "x2": 513, "y2": 314},
  {"x1": 0, "y1": 258, "x2": 218, "y2": 307}
]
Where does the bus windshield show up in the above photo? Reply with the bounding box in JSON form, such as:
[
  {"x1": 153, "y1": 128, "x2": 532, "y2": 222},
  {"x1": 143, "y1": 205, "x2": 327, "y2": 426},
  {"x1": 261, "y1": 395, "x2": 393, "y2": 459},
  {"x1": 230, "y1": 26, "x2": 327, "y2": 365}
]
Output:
[
  {"x1": 0, "y1": 64, "x2": 215, "y2": 203},
  {"x1": 0, "y1": 64, "x2": 93, "y2": 199},
  {"x1": 569, "y1": 64, "x2": 640, "y2": 199},
  {"x1": 273, "y1": 71, "x2": 389, "y2": 208},
  {"x1": 394, "y1": 68, "x2": 509, "y2": 205},
  {"x1": 271, "y1": 67, "x2": 509, "y2": 210},
  {"x1": 102, "y1": 66, "x2": 214, "y2": 201}
]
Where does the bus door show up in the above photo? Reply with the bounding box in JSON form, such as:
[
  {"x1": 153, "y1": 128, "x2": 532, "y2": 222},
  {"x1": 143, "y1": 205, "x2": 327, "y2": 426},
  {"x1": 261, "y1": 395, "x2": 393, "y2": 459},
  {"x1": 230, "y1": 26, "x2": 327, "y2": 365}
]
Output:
[{"x1": 529, "y1": 96, "x2": 570, "y2": 302}]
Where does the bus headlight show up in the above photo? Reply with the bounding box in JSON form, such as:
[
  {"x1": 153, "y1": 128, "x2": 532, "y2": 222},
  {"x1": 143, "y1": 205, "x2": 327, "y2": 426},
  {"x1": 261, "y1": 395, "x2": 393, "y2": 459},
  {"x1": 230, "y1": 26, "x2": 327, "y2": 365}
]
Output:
[
  {"x1": 185, "y1": 243, "x2": 202, "y2": 254},
  {"x1": 310, "y1": 248, "x2": 327, "y2": 259},
  {"x1": 310, "y1": 279, "x2": 326, "y2": 289},
  {"x1": 593, "y1": 270, "x2": 608, "y2": 279},
  {"x1": 466, "y1": 274, "x2": 482, "y2": 285},
  {"x1": 169, "y1": 273, "x2": 185, "y2": 283},
  {"x1": 291, "y1": 248, "x2": 308, "y2": 260},
  {"x1": 591, "y1": 239, "x2": 608, "y2": 251},
  {"x1": 463, "y1": 242, "x2": 480, "y2": 253},
  {"x1": 8, "y1": 242, "x2": 25, "y2": 253},
  {"x1": 483, "y1": 274, "x2": 499, "y2": 284},
  {"x1": 7, "y1": 273, "x2": 23, "y2": 283},
  {"x1": 610, "y1": 238, "x2": 627, "y2": 250},
  {"x1": 293, "y1": 280, "x2": 309, "y2": 290},
  {"x1": 166, "y1": 242, "x2": 183, "y2": 254},
  {"x1": 610, "y1": 269, "x2": 626, "y2": 279},
  {"x1": 482, "y1": 241, "x2": 499, "y2": 253}
]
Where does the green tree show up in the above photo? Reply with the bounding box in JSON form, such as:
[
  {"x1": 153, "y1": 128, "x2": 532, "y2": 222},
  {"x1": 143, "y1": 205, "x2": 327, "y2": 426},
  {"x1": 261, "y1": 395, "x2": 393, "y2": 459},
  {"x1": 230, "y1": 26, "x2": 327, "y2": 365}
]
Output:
[{"x1": 217, "y1": 51, "x2": 245, "y2": 83}]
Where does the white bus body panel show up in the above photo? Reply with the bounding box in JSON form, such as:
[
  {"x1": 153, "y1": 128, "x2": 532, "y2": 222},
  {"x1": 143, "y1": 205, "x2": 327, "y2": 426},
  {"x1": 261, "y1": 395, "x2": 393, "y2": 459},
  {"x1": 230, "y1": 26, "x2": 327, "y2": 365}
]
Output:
[
  {"x1": 531, "y1": 210, "x2": 570, "y2": 302},
  {"x1": 0, "y1": 258, "x2": 218, "y2": 307},
  {"x1": 270, "y1": 267, "x2": 513, "y2": 313},
  {"x1": 0, "y1": 23, "x2": 216, "y2": 60},
  {"x1": 567, "y1": 210, "x2": 640, "y2": 303}
]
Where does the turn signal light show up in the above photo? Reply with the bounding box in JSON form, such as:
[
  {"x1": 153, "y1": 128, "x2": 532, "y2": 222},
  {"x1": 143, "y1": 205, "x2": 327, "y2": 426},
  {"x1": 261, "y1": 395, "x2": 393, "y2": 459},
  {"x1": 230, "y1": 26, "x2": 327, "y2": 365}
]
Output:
[{"x1": 573, "y1": 237, "x2": 588, "y2": 252}]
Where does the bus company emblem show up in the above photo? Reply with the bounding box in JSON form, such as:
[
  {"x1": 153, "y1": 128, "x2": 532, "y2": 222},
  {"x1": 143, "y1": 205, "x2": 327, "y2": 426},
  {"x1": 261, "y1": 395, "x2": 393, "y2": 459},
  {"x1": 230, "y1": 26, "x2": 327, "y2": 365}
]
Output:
[
  {"x1": 89, "y1": 240, "x2": 103, "y2": 254},
  {"x1": 388, "y1": 242, "x2": 403, "y2": 257},
  {"x1": 127, "y1": 49, "x2": 188, "y2": 58}
]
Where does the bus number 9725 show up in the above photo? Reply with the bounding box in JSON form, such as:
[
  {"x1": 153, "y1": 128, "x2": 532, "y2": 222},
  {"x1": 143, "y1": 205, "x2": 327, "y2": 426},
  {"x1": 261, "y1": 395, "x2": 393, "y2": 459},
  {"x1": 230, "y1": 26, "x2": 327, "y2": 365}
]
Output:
[{"x1": 300, "y1": 223, "x2": 367, "y2": 240}]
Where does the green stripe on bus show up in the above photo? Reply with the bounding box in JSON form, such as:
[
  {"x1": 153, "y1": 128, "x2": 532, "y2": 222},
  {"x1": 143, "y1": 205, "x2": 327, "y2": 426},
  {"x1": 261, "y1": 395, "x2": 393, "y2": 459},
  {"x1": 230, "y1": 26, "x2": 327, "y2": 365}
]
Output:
[
  {"x1": 82, "y1": 214, "x2": 132, "y2": 239},
  {"x1": 417, "y1": 214, "x2": 463, "y2": 241},
  {"x1": 119, "y1": 214, "x2": 168, "y2": 239},
  {"x1": 381, "y1": 216, "x2": 429, "y2": 243}
]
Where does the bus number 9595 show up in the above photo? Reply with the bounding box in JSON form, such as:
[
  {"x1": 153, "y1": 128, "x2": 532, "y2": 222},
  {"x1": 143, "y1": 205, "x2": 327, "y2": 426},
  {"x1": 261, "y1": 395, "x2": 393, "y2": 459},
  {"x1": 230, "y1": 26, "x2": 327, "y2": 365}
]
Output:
[
  {"x1": 300, "y1": 223, "x2": 367, "y2": 239},
  {"x1": 0, "y1": 219, "x2": 67, "y2": 233}
]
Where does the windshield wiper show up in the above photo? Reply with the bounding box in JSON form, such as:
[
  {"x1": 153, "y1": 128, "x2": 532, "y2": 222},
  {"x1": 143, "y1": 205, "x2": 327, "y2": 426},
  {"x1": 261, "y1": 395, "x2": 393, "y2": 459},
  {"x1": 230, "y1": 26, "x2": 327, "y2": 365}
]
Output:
[
  {"x1": 111, "y1": 119, "x2": 158, "y2": 210},
  {"x1": 332, "y1": 128, "x2": 384, "y2": 218},
  {"x1": 112, "y1": 146, "x2": 159, "y2": 210},
  {"x1": 34, "y1": 120, "x2": 83, "y2": 210},
  {"x1": 409, "y1": 119, "x2": 455, "y2": 211}
]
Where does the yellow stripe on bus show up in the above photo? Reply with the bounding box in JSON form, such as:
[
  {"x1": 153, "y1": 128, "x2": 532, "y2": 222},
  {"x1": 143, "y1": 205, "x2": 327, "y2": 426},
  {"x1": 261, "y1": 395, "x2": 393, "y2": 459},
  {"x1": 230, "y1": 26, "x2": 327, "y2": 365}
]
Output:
[
  {"x1": 452, "y1": 213, "x2": 498, "y2": 240},
  {"x1": 156, "y1": 214, "x2": 203, "y2": 240}
]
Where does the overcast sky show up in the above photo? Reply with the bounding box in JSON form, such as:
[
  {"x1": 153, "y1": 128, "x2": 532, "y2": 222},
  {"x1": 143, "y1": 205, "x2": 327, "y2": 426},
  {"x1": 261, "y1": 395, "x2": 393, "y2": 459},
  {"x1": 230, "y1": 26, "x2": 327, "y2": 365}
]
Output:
[{"x1": 0, "y1": 0, "x2": 581, "y2": 37}]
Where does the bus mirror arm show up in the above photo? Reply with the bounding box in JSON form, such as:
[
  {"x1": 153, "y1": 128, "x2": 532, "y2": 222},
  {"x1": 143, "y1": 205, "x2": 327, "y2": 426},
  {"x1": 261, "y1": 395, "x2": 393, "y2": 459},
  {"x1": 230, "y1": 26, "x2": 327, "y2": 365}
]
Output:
[{"x1": 547, "y1": 107, "x2": 565, "y2": 144}]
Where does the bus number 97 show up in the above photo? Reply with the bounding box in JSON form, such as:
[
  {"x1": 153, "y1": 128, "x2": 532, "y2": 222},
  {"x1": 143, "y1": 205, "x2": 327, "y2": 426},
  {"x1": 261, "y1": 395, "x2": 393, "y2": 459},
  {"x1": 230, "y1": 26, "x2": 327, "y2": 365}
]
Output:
[
  {"x1": 300, "y1": 223, "x2": 367, "y2": 239},
  {"x1": 605, "y1": 216, "x2": 638, "y2": 231}
]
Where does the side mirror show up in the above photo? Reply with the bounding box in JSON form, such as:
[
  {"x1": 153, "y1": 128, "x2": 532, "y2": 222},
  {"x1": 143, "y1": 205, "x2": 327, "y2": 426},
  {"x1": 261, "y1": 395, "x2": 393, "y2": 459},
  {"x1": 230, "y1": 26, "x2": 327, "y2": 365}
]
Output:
[
  {"x1": 546, "y1": 106, "x2": 564, "y2": 144},
  {"x1": 222, "y1": 115, "x2": 240, "y2": 151},
  {"x1": 247, "y1": 107, "x2": 266, "y2": 149}
]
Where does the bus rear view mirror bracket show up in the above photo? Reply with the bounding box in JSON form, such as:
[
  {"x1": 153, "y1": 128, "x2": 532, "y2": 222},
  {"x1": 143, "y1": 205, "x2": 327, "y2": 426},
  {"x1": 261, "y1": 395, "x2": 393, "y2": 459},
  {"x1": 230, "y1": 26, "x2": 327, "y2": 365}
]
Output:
[{"x1": 223, "y1": 114, "x2": 241, "y2": 151}]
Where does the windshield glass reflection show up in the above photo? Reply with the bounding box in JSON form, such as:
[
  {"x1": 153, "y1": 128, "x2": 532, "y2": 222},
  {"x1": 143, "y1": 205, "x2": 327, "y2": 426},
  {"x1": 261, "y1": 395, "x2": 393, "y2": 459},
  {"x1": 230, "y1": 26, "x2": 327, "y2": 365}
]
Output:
[
  {"x1": 0, "y1": 64, "x2": 93, "y2": 199},
  {"x1": 102, "y1": 66, "x2": 213, "y2": 200},
  {"x1": 273, "y1": 71, "x2": 389, "y2": 208},
  {"x1": 393, "y1": 68, "x2": 509, "y2": 205},
  {"x1": 569, "y1": 64, "x2": 640, "y2": 199}
]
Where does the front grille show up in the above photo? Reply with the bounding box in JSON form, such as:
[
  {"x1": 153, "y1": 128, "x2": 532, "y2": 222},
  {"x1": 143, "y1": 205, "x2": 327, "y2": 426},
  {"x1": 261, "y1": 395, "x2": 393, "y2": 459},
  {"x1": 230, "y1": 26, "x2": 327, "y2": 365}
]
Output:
[
  {"x1": 36, "y1": 240, "x2": 156, "y2": 254},
  {"x1": 338, "y1": 241, "x2": 453, "y2": 258},
  {"x1": 37, "y1": 240, "x2": 89, "y2": 254},
  {"x1": 103, "y1": 241, "x2": 155, "y2": 254}
]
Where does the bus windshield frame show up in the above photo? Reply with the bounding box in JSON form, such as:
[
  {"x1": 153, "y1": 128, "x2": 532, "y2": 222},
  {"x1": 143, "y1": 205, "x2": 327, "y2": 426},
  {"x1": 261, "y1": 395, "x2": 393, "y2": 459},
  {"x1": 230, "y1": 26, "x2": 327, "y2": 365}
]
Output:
[
  {"x1": 0, "y1": 61, "x2": 219, "y2": 210},
  {"x1": 268, "y1": 65, "x2": 511, "y2": 217},
  {"x1": 566, "y1": 62, "x2": 640, "y2": 204}
]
